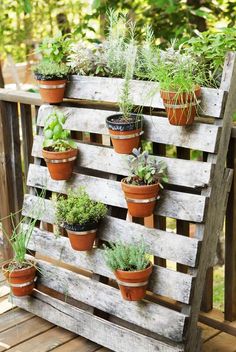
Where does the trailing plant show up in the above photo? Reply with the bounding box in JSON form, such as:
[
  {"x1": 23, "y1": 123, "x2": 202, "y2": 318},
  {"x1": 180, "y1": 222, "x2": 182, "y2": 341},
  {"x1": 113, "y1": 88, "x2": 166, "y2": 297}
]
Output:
[
  {"x1": 103, "y1": 241, "x2": 150, "y2": 272},
  {"x1": 37, "y1": 31, "x2": 71, "y2": 64},
  {"x1": 126, "y1": 148, "x2": 168, "y2": 187},
  {"x1": 56, "y1": 188, "x2": 107, "y2": 226},
  {"x1": 34, "y1": 60, "x2": 69, "y2": 80},
  {"x1": 43, "y1": 110, "x2": 77, "y2": 152}
]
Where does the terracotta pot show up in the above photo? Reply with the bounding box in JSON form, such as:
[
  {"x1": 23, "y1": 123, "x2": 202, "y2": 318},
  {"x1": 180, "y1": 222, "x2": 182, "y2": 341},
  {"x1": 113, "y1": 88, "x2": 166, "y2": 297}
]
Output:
[
  {"x1": 37, "y1": 79, "x2": 67, "y2": 104},
  {"x1": 106, "y1": 114, "x2": 143, "y2": 154},
  {"x1": 2, "y1": 262, "x2": 36, "y2": 297},
  {"x1": 115, "y1": 262, "x2": 153, "y2": 301},
  {"x1": 42, "y1": 148, "x2": 78, "y2": 181},
  {"x1": 160, "y1": 86, "x2": 201, "y2": 126},
  {"x1": 65, "y1": 222, "x2": 97, "y2": 251},
  {"x1": 121, "y1": 179, "x2": 160, "y2": 217}
]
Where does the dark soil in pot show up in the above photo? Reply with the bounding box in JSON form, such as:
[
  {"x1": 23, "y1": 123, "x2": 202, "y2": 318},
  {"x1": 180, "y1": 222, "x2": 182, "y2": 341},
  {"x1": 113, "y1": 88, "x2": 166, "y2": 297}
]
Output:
[{"x1": 64, "y1": 221, "x2": 98, "y2": 251}]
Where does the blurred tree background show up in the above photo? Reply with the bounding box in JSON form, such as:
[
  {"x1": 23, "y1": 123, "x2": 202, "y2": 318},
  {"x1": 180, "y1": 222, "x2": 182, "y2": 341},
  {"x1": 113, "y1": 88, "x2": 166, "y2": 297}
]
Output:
[{"x1": 0, "y1": 0, "x2": 236, "y2": 64}]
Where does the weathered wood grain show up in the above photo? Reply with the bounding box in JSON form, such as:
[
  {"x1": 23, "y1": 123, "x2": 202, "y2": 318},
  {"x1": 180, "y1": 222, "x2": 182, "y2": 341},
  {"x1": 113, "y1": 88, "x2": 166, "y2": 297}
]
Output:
[
  {"x1": 27, "y1": 164, "x2": 207, "y2": 222},
  {"x1": 23, "y1": 195, "x2": 200, "y2": 267},
  {"x1": 27, "y1": 258, "x2": 187, "y2": 341},
  {"x1": 37, "y1": 105, "x2": 220, "y2": 153},
  {"x1": 25, "y1": 225, "x2": 194, "y2": 304},
  {"x1": 66, "y1": 76, "x2": 224, "y2": 118},
  {"x1": 32, "y1": 135, "x2": 212, "y2": 189},
  {"x1": 12, "y1": 292, "x2": 185, "y2": 352},
  {"x1": 0, "y1": 89, "x2": 42, "y2": 106}
]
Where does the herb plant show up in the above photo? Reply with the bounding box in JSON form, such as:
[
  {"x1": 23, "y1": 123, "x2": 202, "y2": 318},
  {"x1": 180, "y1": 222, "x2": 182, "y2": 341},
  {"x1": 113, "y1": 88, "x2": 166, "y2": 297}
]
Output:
[
  {"x1": 126, "y1": 148, "x2": 168, "y2": 187},
  {"x1": 56, "y1": 188, "x2": 107, "y2": 226},
  {"x1": 103, "y1": 241, "x2": 150, "y2": 272},
  {"x1": 43, "y1": 110, "x2": 77, "y2": 152},
  {"x1": 37, "y1": 31, "x2": 71, "y2": 64},
  {"x1": 34, "y1": 61, "x2": 69, "y2": 80}
]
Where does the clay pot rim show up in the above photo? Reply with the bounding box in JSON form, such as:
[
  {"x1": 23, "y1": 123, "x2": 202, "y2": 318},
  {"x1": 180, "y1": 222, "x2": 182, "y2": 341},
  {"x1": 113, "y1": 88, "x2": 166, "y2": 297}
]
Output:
[
  {"x1": 42, "y1": 147, "x2": 77, "y2": 154},
  {"x1": 121, "y1": 178, "x2": 159, "y2": 189},
  {"x1": 2, "y1": 260, "x2": 36, "y2": 273},
  {"x1": 160, "y1": 85, "x2": 201, "y2": 95},
  {"x1": 115, "y1": 262, "x2": 153, "y2": 275},
  {"x1": 35, "y1": 76, "x2": 68, "y2": 82},
  {"x1": 106, "y1": 113, "x2": 143, "y2": 126}
]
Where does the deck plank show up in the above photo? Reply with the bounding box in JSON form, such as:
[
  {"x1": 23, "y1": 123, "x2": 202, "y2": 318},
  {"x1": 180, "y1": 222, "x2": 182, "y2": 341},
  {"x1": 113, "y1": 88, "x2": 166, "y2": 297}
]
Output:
[
  {"x1": 202, "y1": 332, "x2": 236, "y2": 351},
  {"x1": 0, "y1": 296, "x2": 14, "y2": 315},
  {"x1": 51, "y1": 336, "x2": 100, "y2": 352},
  {"x1": 0, "y1": 308, "x2": 33, "y2": 333}
]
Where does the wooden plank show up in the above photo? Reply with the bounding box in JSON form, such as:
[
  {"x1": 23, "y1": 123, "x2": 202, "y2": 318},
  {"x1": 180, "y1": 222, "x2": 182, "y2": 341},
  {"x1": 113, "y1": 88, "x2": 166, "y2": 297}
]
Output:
[
  {"x1": 27, "y1": 164, "x2": 207, "y2": 222},
  {"x1": 225, "y1": 137, "x2": 236, "y2": 320},
  {"x1": 66, "y1": 76, "x2": 224, "y2": 118},
  {"x1": 0, "y1": 308, "x2": 33, "y2": 333},
  {"x1": 32, "y1": 135, "x2": 213, "y2": 189},
  {"x1": 0, "y1": 316, "x2": 53, "y2": 352},
  {"x1": 23, "y1": 195, "x2": 200, "y2": 267},
  {"x1": 0, "y1": 284, "x2": 10, "y2": 298},
  {"x1": 20, "y1": 104, "x2": 33, "y2": 178},
  {"x1": 0, "y1": 88, "x2": 42, "y2": 106},
  {"x1": 51, "y1": 336, "x2": 100, "y2": 352},
  {"x1": 202, "y1": 332, "x2": 236, "y2": 351},
  {"x1": 25, "y1": 226, "x2": 195, "y2": 304},
  {"x1": 0, "y1": 296, "x2": 14, "y2": 315},
  {"x1": 6, "y1": 326, "x2": 76, "y2": 352},
  {"x1": 34, "y1": 258, "x2": 187, "y2": 341},
  {"x1": 199, "y1": 308, "x2": 236, "y2": 337},
  {"x1": 37, "y1": 105, "x2": 220, "y2": 153},
  {"x1": 12, "y1": 291, "x2": 185, "y2": 352},
  {"x1": 198, "y1": 322, "x2": 220, "y2": 342}
]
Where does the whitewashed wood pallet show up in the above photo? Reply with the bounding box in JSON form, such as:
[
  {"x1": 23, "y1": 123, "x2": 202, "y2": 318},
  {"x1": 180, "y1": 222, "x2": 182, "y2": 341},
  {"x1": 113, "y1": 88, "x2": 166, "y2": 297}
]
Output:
[{"x1": 12, "y1": 53, "x2": 236, "y2": 352}]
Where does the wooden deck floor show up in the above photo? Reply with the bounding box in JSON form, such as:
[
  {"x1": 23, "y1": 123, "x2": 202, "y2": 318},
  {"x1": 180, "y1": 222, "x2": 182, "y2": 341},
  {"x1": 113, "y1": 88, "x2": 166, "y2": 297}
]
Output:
[{"x1": 1, "y1": 275, "x2": 236, "y2": 351}]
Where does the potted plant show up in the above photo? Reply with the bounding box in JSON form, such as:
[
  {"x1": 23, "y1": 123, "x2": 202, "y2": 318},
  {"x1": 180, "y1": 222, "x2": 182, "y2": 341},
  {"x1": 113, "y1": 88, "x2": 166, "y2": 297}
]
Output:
[
  {"x1": 104, "y1": 241, "x2": 152, "y2": 301},
  {"x1": 34, "y1": 32, "x2": 71, "y2": 103},
  {"x1": 1, "y1": 217, "x2": 38, "y2": 297},
  {"x1": 106, "y1": 41, "x2": 144, "y2": 154},
  {"x1": 56, "y1": 188, "x2": 107, "y2": 251},
  {"x1": 121, "y1": 148, "x2": 168, "y2": 217},
  {"x1": 42, "y1": 109, "x2": 78, "y2": 180}
]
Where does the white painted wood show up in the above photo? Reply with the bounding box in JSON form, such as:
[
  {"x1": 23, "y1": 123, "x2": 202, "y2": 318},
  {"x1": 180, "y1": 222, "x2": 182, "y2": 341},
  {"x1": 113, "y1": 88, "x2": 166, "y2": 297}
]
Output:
[
  {"x1": 37, "y1": 105, "x2": 220, "y2": 153},
  {"x1": 33, "y1": 135, "x2": 212, "y2": 189},
  {"x1": 25, "y1": 225, "x2": 194, "y2": 304},
  {"x1": 65, "y1": 75, "x2": 224, "y2": 118},
  {"x1": 26, "y1": 164, "x2": 207, "y2": 222},
  {"x1": 23, "y1": 195, "x2": 200, "y2": 267},
  {"x1": 30, "y1": 258, "x2": 187, "y2": 341},
  {"x1": 12, "y1": 292, "x2": 185, "y2": 352}
]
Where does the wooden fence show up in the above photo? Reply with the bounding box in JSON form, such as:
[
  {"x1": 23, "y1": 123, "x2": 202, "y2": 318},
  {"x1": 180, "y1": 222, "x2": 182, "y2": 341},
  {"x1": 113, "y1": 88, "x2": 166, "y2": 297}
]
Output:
[{"x1": 0, "y1": 54, "x2": 236, "y2": 348}]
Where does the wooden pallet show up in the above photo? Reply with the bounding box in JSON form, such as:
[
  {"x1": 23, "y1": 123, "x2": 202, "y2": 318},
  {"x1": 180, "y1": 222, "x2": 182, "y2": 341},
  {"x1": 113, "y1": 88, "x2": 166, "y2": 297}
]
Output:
[{"x1": 11, "y1": 52, "x2": 236, "y2": 351}]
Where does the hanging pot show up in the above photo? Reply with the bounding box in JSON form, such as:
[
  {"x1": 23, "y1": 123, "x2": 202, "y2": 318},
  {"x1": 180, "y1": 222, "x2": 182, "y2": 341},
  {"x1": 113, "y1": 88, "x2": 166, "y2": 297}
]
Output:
[
  {"x1": 115, "y1": 262, "x2": 153, "y2": 301},
  {"x1": 121, "y1": 179, "x2": 160, "y2": 217},
  {"x1": 37, "y1": 78, "x2": 67, "y2": 104},
  {"x1": 2, "y1": 261, "x2": 37, "y2": 297},
  {"x1": 42, "y1": 148, "x2": 78, "y2": 181},
  {"x1": 106, "y1": 114, "x2": 143, "y2": 154},
  {"x1": 64, "y1": 221, "x2": 97, "y2": 251},
  {"x1": 160, "y1": 86, "x2": 201, "y2": 126}
]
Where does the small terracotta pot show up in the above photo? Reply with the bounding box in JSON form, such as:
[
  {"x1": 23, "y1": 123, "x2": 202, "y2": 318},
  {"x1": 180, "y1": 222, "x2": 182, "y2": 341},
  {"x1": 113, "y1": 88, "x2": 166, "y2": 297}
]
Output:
[
  {"x1": 115, "y1": 262, "x2": 153, "y2": 301},
  {"x1": 106, "y1": 114, "x2": 143, "y2": 154},
  {"x1": 65, "y1": 222, "x2": 97, "y2": 251},
  {"x1": 160, "y1": 86, "x2": 201, "y2": 126},
  {"x1": 2, "y1": 262, "x2": 36, "y2": 297},
  {"x1": 42, "y1": 148, "x2": 78, "y2": 181},
  {"x1": 121, "y1": 179, "x2": 160, "y2": 217},
  {"x1": 37, "y1": 79, "x2": 67, "y2": 104}
]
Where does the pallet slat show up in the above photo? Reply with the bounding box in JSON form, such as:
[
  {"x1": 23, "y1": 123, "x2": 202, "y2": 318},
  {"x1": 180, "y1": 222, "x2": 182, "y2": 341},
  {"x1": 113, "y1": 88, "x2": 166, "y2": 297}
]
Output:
[
  {"x1": 33, "y1": 135, "x2": 213, "y2": 189},
  {"x1": 12, "y1": 292, "x2": 185, "y2": 352},
  {"x1": 23, "y1": 195, "x2": 200, "y2": 267},
  {"x1": 65, "y1": 76, "x2": 224, "y2": 118},
  {"x1": 26, "y1": 226, "x2": 194, "y2": 304},
  {"x1": 27, "y1": 164, "x2": 207, "y2": 222},
  {"x1": 38, "y1": 105, "x2": 221, "y2": 152}
]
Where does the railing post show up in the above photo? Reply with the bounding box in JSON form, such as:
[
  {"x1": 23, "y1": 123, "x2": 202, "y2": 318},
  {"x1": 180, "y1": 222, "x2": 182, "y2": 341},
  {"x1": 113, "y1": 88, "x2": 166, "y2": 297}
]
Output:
[{"x1": 225, "y1": 135, "x2": 236, "y2": 321}]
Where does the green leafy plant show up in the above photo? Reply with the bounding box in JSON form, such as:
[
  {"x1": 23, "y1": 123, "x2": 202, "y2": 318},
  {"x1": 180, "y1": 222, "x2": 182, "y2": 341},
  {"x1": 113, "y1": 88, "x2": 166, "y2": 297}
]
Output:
[
  {"x1": 37, "y1": 31, "x2": 71, "y2": 64},
  {"x1": 34, "y1": 60, "x2": 69, "y2": 80},
  {"x1": 43, "y1": 110, "x2": 77, "y2": 152},
  {"x1": 126, "y1": 148, "x2": 168, "y2": 187},
  {"x1": 56, "y1": 188, "x2": 107, "y2": 226},
  {"x1": 103, "y1": 241, "x2": 150, "y2": 272}
]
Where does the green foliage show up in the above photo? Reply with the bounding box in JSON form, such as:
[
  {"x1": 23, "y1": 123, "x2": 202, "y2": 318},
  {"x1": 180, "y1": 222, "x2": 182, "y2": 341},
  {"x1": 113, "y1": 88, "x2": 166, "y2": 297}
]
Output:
[
  {"x1": 37, "y1": 31, "x2": 71, "y2": 64},
  {"x1": 56, "y1": 188, "x2": 107, "y2": 226},
  {"x1": 43, "y1": 110, "x2": 77, "y2": 151},
  {"x1": 127, "y1": 148, "x2": 168, "y2": 187},
  {"x1": 34, "y1": 60, "x2": 69, "y2": 80},
  {"x1": 103, "y1": 241, "x2": 150, "y2": 272}
]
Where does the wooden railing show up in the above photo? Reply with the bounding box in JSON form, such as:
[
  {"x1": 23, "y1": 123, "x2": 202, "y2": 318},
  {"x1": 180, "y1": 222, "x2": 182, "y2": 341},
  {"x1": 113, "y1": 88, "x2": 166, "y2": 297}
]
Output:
[{"x1": 0, "y1": 88, "x2": 235, "y2": 329}]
